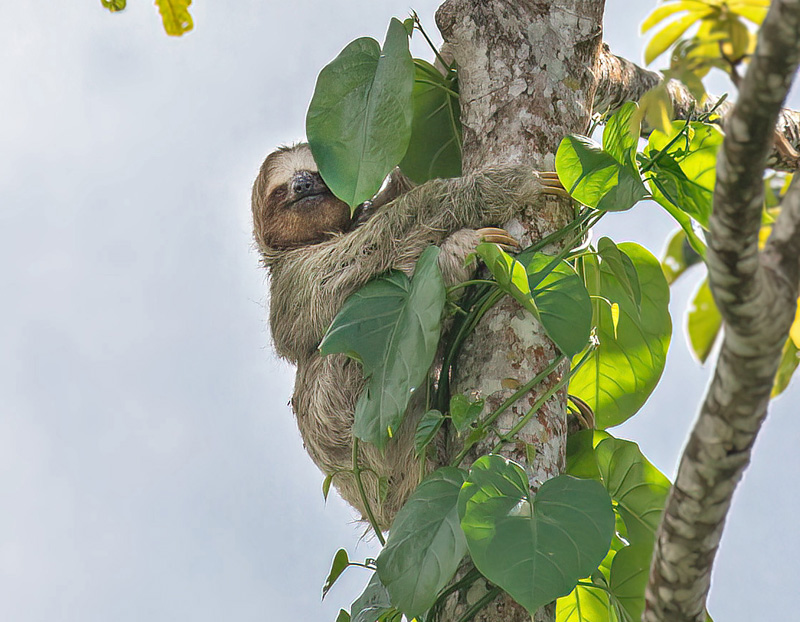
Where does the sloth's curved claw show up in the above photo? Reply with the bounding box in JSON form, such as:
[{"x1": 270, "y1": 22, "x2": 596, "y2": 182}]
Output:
[
  {"x1": 538, "y1": 171, "x2": 571, "y2": 198},
  {"x1": 476, "y1": 227, "x2": 521, "y2": 252}
]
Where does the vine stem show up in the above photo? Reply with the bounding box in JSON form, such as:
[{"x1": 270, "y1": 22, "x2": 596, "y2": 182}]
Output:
[
  {"x1": 351, "y1": 438, "x2": 385, "y2": 546},
  {"x1": 455, "y1": 586, "x2": 502, "y2": 622},
  {"x1": 492, "y1": 345, "x2": 594, "y2": 450},
  {"x1": 450, "y1": 354, "x2": 566, "y2": 467}
]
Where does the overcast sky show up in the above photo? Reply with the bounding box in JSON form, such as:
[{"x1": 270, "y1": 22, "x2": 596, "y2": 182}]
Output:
[{"x1": 0, "y1": 2, "x2": 797, "y2": 621}]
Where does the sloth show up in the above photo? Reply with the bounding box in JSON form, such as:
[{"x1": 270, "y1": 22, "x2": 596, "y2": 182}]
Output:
[{"x1": 252, "y1": 143, "x2": 564, "y2": 529}]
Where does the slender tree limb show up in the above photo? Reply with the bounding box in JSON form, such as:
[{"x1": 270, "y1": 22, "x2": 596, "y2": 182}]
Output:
[
  {"x1": 594, "y1": 44, "x2": 800, "y2": 171},
  {"x1": 644, "y1": 2, "x2": 800, "y2": 621}
]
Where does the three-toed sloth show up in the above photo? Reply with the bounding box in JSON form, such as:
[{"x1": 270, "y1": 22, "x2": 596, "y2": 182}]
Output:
[{"x1": 252, "y1": 143, "x2": 561, "y2": 529}]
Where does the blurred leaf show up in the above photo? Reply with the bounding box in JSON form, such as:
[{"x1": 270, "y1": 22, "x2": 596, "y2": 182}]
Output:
[
  {"x1": 337, "y1": 609, "x2": 351, "y2": 622},
  {"x1": 687, "y1": 278, "x2": 722, "y2": 363},
  {"x1": 570, "y1": 242, "x2": 672, "y2": 428},
  {"x1": 556, "y1": 136, "x2": 648, "y2": 212},
  {"x1": 772, "y1": 338, "x2": 800, "y2": 397},
  {"x1": 377, "y1": 468, "x2": 468, "y2": 618},
  {"x1": 399, "y1": 60, "x2": 462, "y2": 183},
  {"x1": 645, "y1": 121, "x2": 723, "y2": 229},
  {"x1": 101, "y1": 0, "x2": 127, "y2": 11},
  {"x1": 645, "y1": 10, "x2": 712, "y2": 65},
  {"x1": 638, "y1": 84, "x2": 674, "y2": 135},
  {"x1": 661, "y1": 228, "x2": 702, "y2": 284},
  {"x1": 323, "y1": 549, "x2": 351, "y2": 600},
  {"x1": 414, "y1": 409, "x2": 444, "y2": 456},
  {"x1": 449, "y1": 395, "x2": 485, "y2": 433},
  {"x1": 641, "y1": 1, "x2": 709, "y2": 33},
  {"x1": 459, "y1": 455, "x2": 615, "y2": 615},
  {"x1": 320, "y1": 247, "x2": 445, "y2": 449},
  {"x1": 155, "y1": 0, "x2": 193, "y2": 36},
  {"x1": 307, "y1": 19, "x2": 414, "y2": 208}
]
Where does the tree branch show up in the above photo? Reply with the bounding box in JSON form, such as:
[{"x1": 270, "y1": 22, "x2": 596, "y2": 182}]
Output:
[
  {"x1": 644, "y1": 2, "x2": 800, "y2": 621},
  {"x1": 594, "y1": 44, "x2": 800, "y2": 171}
]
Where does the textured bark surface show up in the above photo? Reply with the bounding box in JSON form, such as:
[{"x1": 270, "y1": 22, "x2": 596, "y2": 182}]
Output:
[
  {"x1": 433, "y1": 1, "x2": 606, "y2": 620},
  {"x1": 644, "y1": 2, "x2": 800, "y2": 620},
  {"x1": 594, "y1": 45, "x2": 800, "y2": 171}
]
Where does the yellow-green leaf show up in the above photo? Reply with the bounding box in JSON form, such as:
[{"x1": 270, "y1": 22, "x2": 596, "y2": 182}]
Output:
[
  {"x1": 645, "y1": 10, "x2": 713, "y2": 65},
  {"x1": 641, "y1": 1, "x2": 709, "y2": 33},
  {"x1": 731, "y1": 5, "x2": 769, "y2": 24},
  {"x1": 687, "y1": 278, "x2": 722, "y2": 363},
  {"x1": 101, "y1": 0, "x2": 127, "y2": 11},
  {"x1": 155, "y1": 0, "x2": 193, "y2": 37},
  {"x1": 773, "y1": 339, "x2": 800, "y2": 397}
]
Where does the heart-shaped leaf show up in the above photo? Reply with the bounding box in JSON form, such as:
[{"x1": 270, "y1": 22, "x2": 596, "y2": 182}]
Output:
[
  {"x1": 449, "y1": 394, "x2": 485, "y2": 433},
  {"x1": 307, "y1": 18, "x2": 414, "y2": 208},
  {"x1": 320, "y1": 246, "x2": 445, "y2": 449},
  {"x1": 376, "y1": 468, "x2": 468, "y2": 618},
  {"x1": 569, "y1": 242, "x2": 671, "y2": 428},
  {"x1": 526, "y1": 254, "x2": 593, "y2": 357},
  {"x1": 399, "y1": 60, "x2": 462, "y2": 183},
  {"x1": 556, "y1": 135, "x2": 648, "y2": 212},
  {"x1": 458, "y1": 455, "x2": 614, "y2": 615}
]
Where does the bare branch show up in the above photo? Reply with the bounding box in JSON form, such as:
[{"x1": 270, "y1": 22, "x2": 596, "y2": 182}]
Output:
[
  {"x1": 594, "y1": 44, "x2": 800, "y2": 171},
  {"x1": 644, "y1": 2, "x2": 800, "y2": 621}
]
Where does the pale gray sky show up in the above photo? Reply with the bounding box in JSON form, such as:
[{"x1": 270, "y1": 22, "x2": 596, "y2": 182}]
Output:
[{"x1": 0, "y1": 2, "x2": 797, "y2": 621}]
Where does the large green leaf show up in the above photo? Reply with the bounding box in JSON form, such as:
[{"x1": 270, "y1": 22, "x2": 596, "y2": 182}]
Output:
[
  {"x1": 458, "y1": 455, "x2": 615, "y2": 615},
  {"x1": 645, "y1": 121, "x2": 723, "y2": 229},
  {"x1": 376, "y1": 468, "x2": 468, "y2": 618},
  {"x1": 350, "y1": 574, "x2": 393, "y2": 622},
  {"x1": 155, "y1": 0, "x2": 193, "y2": 36},
  {"x1": 570, "y1": 242, "x2": 672, "y2": 428},
  {"x1": 566, "y1": 431, "x2": 672, "y2": 622},
  {"x1": 477, "y1": 244, "x2": 592, "y2": 356},
  {"x1": 557, "y1": 584, "x2": 616, "y2": 622},
  {"x1": 609, "y1": 545, "x2": 651, "y2": 622},
  {"x1": 556, "y1": 136, "x2": 648, "y2": 212},
  {"x1": 602, "y1": 102, "x2": 640, "y2": 172},
  {"x1": 687, "y1": 277, "x2": 722, "y2": 363},
  {"x1": 307, "y1": 18, "x2": 414, "y2": 208},
  {"x1": 399, "y1": 60, "x2": 462, "y2": 183},
  {"x1": 319, "y1": 246, "x2": 445, "y2": 449},
  {"x1": 527, "y1": 254, "x2": 593, "y2": 357}
]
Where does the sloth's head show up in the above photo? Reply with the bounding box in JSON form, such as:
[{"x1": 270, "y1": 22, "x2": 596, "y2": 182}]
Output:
[{"x1": 252, "y1": 143, "x2": 352, "y2": 252}]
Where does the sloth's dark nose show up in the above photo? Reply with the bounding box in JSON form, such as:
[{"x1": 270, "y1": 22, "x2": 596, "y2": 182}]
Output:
[{"x1": 292, "y1": 172, "x2": 316, "y2": 195}]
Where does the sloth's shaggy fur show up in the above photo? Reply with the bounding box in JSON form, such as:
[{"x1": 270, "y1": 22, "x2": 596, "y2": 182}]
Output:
[{"x1": 252, "y1": 143, "x2": 552, "y2": 529}]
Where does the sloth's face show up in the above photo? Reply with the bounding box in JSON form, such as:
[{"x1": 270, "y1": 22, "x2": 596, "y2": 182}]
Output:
[{"x1": 252, "y1": 144, "x2": 352, "y2": 251}]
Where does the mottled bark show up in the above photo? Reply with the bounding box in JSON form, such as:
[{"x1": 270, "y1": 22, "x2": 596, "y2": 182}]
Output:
[
  {"x1": 644, "y1": 2, "x2": 800, "y2": 621},
  {"x1": 434, "y1": 1, "x2": 606, "y2": 620},
  {"x1": 594, "y1": 45, "x2": 800, "y2": 171}
]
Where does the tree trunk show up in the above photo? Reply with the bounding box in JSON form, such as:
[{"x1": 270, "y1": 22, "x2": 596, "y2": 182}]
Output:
[{"x1": 434, "y1": 1, "x2": 606, "y2": 620}]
